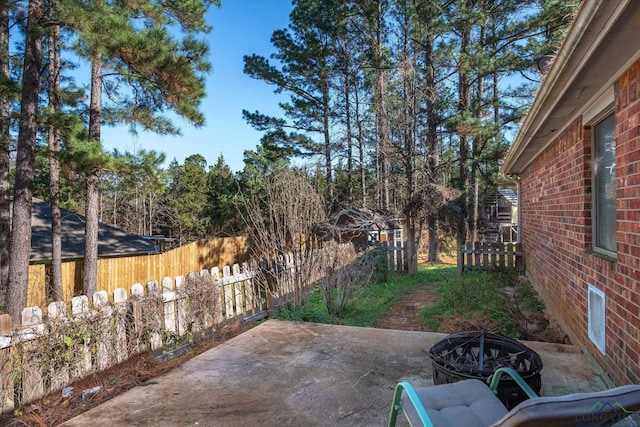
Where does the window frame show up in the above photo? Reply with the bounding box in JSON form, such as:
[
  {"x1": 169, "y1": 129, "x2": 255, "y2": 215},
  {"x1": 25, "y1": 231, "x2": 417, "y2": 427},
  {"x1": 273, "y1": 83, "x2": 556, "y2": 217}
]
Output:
[{"x1": 591, "y1": 111, "x2": 617, "y2": 258}]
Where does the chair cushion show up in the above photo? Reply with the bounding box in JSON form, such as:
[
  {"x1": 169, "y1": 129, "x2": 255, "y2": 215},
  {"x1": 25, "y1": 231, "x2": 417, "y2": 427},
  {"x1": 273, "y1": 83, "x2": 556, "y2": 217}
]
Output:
[
  {"x1": 402, "y1": 379, "x2": 509, "y2": 427},
  {"x1": 493, "y1": 384, "x2": 640, "y2": 427}
]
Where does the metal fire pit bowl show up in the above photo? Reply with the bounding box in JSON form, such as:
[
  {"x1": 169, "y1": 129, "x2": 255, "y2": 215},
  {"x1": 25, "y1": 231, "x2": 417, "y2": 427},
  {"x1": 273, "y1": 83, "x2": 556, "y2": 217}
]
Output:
[{"x1": 428, "y1": 330, "x2": 543, "y2": 409}]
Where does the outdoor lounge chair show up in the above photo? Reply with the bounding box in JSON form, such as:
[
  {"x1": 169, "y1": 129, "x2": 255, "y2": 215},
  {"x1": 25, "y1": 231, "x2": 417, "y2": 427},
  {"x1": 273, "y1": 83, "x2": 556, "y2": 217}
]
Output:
[{"x1": 388, "y1": 367, "x2": 640, "y2": 427}]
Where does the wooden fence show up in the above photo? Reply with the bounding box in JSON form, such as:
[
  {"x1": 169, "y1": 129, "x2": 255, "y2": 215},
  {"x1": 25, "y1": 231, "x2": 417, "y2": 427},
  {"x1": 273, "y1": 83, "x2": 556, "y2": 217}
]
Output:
[
  {"x1": 26, "y1": 236, "x2": 249, "y2": 307},
  {"x1": 0, "y1": 243, "x2": 356, "y2": 414},
  {"x1": 457, "y1": 242, "x2": 524, "y2": 273}
]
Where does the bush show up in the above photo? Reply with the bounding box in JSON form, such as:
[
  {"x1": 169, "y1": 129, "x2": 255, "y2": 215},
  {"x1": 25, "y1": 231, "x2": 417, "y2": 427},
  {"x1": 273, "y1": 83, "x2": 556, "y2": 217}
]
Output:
[
  {"x1": 360, "y1": 246, "x2": 389, "y2": 283},
  {"x1": 319, "y1": 252, "x2": 375, "y2": 317},
  {"x1": 275, "y1": 298, "x2": 331, "y2": 324}
]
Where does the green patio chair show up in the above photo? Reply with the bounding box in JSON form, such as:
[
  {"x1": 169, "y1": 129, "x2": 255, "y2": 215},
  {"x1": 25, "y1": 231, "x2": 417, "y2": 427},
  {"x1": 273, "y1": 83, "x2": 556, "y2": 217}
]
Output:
[{"x1": 388, "y1": 367, "x2": 640, "y2": 427}]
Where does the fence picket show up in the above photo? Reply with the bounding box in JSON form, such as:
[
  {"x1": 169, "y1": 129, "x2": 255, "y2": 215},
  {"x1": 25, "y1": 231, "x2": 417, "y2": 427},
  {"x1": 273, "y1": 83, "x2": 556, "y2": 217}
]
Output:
[
  {"x1": 458, "y1": 242, "x2": 524, "y2": 272},
  {"x1": 482, "y1": 243, "x2": 489, "y2": 267}
]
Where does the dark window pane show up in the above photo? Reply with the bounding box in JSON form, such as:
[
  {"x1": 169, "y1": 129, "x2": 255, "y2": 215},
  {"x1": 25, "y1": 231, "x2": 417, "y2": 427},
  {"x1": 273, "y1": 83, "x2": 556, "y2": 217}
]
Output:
[{"x1": 594, "y1": 113, "x2": 616, "y2": 253}]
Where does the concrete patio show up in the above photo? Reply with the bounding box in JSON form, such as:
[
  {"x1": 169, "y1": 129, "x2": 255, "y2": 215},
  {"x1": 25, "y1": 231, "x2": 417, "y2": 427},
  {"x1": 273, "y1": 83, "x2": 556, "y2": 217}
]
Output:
[{"x1": 62, "y1": 320, "x2": 613, "y2": 427}]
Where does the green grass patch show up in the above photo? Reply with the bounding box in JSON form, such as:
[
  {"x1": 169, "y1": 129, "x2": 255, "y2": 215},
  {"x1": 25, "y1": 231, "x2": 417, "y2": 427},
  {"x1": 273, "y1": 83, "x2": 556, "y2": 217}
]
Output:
[
  {"x1": 275, "y1": 264, "x2": 546, "y2": 340},
  {"x1": 419, "y1": 269, "x2": 534, "y2": 338},
  {"x1": 275, "y1": 263, "x2": 455, "y2": 327}
]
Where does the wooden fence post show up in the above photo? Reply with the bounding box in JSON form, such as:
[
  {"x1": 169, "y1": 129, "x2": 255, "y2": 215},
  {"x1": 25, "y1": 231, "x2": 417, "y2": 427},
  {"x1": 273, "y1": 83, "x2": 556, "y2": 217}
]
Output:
[
  {"x1": 515, "y1": 243, "x2": 524, "y2": 271},
  {"x1": 0, "y1": 314, "x2": 13, "y2": 415}
]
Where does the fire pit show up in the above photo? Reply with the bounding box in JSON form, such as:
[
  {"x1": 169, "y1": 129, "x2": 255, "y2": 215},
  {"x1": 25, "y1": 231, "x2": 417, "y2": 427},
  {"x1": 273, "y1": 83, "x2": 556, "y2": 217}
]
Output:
[{"x1": 428, "y1": 330, "x2": 543, "y2": 409}]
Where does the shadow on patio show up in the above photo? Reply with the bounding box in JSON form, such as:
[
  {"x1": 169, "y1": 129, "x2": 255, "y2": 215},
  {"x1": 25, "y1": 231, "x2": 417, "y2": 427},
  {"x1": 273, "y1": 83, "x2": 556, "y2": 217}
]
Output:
[{"x1": 62, "y1": 320, "x2": 612, "y2": 427}]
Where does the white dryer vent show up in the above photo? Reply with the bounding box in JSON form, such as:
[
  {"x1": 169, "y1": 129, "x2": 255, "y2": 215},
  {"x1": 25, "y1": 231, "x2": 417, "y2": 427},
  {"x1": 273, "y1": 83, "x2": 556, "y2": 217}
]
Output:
[{"x1": 588, "y1": 284, "x2": 606, "y2": 355}]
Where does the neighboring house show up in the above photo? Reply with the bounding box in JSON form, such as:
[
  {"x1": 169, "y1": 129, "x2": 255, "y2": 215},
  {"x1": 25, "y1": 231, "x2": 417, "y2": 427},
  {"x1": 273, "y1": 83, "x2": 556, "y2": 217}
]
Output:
[
  {"x1": 27, "y1": 198, "x2": 157, "y2": 304},
  {"x1": 503, "y1": 0, "x2": 640, "y2": 385},
  {"x1": 30, "y1": 198, "x2": 157, "y2": 263},
  {"x1": 23, "y1": 199, "x2": 247, "y2": 307},
  {"x1": 333, "y1": 209, "x2": 403, "y2": 248}
]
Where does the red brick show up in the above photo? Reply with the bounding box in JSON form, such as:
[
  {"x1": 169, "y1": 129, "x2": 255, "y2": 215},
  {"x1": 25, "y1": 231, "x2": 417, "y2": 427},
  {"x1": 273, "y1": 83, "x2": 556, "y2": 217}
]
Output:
[{"x1": 520, "y1": 63, "x2": 640, "y2": 385}]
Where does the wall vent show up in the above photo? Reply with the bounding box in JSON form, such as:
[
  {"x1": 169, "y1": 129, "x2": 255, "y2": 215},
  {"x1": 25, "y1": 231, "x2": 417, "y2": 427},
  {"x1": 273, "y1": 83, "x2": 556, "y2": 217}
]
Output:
[{"x1": 588, "y1": 284, "x2": 606, "y2": 354}]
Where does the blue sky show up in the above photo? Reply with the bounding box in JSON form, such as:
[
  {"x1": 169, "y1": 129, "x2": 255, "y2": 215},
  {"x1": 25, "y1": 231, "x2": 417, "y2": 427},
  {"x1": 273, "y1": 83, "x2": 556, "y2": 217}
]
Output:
[{"x1": 101, "y1": 0, "x2": 294, "y2": 172}]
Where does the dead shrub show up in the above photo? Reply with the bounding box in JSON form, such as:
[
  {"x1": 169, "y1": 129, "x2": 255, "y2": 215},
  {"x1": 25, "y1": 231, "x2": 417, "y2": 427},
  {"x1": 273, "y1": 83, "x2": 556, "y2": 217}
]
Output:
[{"x1": 318, "y1": 245, "x2": 373, "y2": 317}]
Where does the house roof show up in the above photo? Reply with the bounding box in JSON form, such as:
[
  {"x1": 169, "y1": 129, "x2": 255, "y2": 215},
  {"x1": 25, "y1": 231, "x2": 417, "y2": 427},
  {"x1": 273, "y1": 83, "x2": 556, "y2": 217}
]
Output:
[
  {"x1": 503, "y1": 0, "x2": 640, "y2": 175},
  {"x1": 30, "y1": 198, "x2": 158, "y2": 263}
]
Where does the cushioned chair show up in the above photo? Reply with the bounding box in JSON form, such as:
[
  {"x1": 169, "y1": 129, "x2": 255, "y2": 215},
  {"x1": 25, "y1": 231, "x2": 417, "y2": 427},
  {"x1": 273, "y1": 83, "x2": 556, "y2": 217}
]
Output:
[{"x1": 388, "y1": 367, "x2": 640, "y2": 427}]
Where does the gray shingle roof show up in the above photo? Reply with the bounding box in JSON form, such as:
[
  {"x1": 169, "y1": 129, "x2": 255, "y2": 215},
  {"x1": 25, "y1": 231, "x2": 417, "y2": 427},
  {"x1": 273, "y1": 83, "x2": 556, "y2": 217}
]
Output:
[{"x1": 29, "y1": 198, "x2": 157, "y2": 263}]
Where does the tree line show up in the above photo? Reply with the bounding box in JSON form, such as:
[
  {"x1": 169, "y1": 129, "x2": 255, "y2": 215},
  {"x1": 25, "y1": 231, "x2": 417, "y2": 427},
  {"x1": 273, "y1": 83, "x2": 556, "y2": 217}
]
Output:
[{"x1": 242, "y1": 0, "x2": 577, "y2": 273}]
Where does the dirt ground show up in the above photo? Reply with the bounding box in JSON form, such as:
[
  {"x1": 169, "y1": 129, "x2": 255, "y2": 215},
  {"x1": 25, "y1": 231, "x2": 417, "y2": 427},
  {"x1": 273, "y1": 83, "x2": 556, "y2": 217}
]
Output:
[{"x1": 373, "y1": 287, "x2": 438, "y2": 331}]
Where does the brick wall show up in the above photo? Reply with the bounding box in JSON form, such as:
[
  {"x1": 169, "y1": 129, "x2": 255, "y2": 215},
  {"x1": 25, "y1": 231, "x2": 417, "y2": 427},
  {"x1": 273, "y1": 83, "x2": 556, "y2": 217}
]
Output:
[{"x1": 520, "y1": 60, "x2": 640, "y2": 386}]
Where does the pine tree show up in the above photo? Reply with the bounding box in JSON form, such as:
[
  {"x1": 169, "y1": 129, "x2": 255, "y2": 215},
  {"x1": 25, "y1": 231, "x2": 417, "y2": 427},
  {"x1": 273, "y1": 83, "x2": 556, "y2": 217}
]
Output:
[
  {"x1": 0, "y1": 0, "x2": 14, "y2": 306},
  {"x1": 46, "y1": 0, "x2": 63, "y2": 301},
  {"x1": 206, "y1": 155, "x2": 242, "y2": 236},
  {"x1": 6, "y1": 0, "x2": 43, "y2": 322},
  {"x1": 103, "y1": 149, "x2": 167, "y2": 235},
  {"x1": 164, "y1": 155, "x2": 209, "y2": 244},
  {"x1": 57, "y1": 0, "x2": 217, "y2": 296},
  {"x1": 83, "y1": 54, "x2": 102, "y2": 298},
  {"x1": 237, "y1": 142, "x2": 291, "y2": 201},
  {"x1": 243, "y1": 0, "x2": 349, "y2": 211},
  {"x1": 238, "y1": 0, "x2": 579, "y2": 264},
  {"x1": 413, "y1": 0, "x2": 445, "y2": 261}
]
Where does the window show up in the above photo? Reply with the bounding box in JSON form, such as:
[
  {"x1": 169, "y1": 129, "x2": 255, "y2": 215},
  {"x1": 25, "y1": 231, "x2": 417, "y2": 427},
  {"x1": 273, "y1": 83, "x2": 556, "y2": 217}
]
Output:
[
  {"x1": 394, "y1": 229, "x2": 403, "y2": 245},
  {"x1": 593, "y1": 113, "x2": 616, "y2": 254}
]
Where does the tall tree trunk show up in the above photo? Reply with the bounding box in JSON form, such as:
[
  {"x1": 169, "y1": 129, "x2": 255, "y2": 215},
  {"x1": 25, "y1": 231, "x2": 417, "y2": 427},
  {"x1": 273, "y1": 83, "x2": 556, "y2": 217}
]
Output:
[
  {"x1": 355, "y1": 83, "x2": 366, "y2": 208},
  {"x1": 83, "y1": 55, "x2": 102, "y2": 298},
  {"x1": 322, "y1": 85, "x2": 333, "y2": 211},
  {"x1": 135, "y1": 189, "x2": 140, "y2": 234},
  {"x1": 0, "y1": 0, "x2": 11, "y2": 306},
  {"x1": 47, "y1": 14, "x2": 63, "y2": 302},
  {"x1": 148, "y1": 193, "x2": 153, "y2": 235},
  {"x1": 424, "y1": 31, "x2": 440, "y2": 262},
  {"x1": 401, "y1": 5, "x2": 417, "y2": 275},
  {"x1": 344, "y1": 71, "x2": 353, "y2": 205},
  {"x1": 469, "y1": 22, "x2": 486, "y2": 243},
  {"x1": 7, "y1": 0, "x2": 43, "y2": 322},
  {"x1": 456, "y1": 19, "x2": 471, "y2": 249},
  {"x1": 374, "y1": 0, "x2": 390, "y2": 211}
]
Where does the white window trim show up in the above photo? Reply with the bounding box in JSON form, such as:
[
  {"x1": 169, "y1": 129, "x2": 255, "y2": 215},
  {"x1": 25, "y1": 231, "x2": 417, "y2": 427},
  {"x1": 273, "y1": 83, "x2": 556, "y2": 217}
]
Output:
[
  {"x1": 583, "y1": 86, "x2": 614, "y2": 126},
  {"x1": 584, "y1": 88, "x2": 616, "y2": 258}
]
